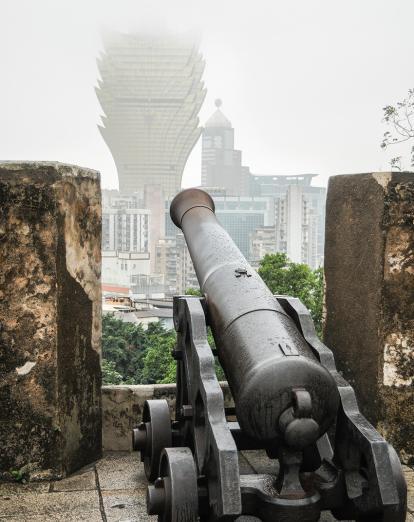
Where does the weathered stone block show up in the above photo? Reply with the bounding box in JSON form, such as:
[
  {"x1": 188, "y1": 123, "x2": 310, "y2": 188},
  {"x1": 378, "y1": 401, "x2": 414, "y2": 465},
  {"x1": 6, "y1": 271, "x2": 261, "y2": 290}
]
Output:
[
  {"x1": 324, "y1": 172, "x2": 414, "y2": 463},
  {"x1": 102, "y1": 383, "x2": 234, "y2": 451},
  {"x1": 0, "y1": 162, "x2": 102, "y2": 479}
]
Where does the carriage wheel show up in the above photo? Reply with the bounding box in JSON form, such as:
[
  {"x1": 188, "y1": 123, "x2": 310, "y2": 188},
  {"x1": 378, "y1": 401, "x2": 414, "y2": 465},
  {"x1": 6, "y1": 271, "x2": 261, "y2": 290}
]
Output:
[
  {"x1": 146, "y1": 447, "x2": 198, "y2": 522},
  {"x1": 132, "y1": 399, "x2": 172, "y2": 482}
]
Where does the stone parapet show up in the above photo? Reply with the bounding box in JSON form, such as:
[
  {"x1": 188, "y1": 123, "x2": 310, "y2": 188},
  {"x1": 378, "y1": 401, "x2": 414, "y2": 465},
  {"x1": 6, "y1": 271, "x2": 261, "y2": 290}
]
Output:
[
  {"x1": 102, "y1": 383, "x2": 234, "y2": 451},
  {"x1": 324, "y1": 171, "x2": 414, "y2": 463},
  {"x1": 0, "y1": 162, "x2": 102, "y2": 480}
]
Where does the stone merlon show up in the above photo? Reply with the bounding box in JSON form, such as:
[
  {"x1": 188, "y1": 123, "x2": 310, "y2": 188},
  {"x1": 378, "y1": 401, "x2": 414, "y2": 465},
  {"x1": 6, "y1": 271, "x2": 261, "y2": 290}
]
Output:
[
  {"x1": 324, "y1": 171, "x2": 414, "y2": 463},
  {"x1": 0, "y1": 161, "x2": 102, "y2": 480}
]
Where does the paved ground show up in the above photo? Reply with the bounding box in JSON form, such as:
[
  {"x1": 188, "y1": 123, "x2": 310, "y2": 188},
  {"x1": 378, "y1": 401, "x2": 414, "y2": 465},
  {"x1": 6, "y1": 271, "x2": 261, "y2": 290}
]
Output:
[{"x1": 0, "y1": 451, "x2": 412, "y2": 521}]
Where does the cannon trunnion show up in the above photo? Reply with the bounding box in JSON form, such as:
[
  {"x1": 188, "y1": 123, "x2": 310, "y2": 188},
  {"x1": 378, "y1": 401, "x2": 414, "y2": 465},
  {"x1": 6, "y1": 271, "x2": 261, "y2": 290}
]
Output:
[{"x1": 133, "y1": 188, "x2": 407, "y2": 521}]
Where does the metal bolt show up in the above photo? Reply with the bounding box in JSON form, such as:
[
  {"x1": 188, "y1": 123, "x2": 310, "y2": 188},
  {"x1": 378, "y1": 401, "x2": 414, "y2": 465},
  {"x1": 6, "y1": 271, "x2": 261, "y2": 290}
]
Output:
[
  {"x1": 147, "y1": 479, "x2": 165, "y2": 515},
  {"x1": 171, "y1": 348, "x2": 183, "y2": 360},
  {"x1": 235, "y1": 267, "x2": 252, "y2": 278},
  {"x1": 179, "y1": 404, "x2": 193, "y2": 419},
  {"x1": 154, "y1": 477, "x2": 164, "y2": 488},
  {"x1": 132, "y1": 422, "x2": 147, "y2": 451}
]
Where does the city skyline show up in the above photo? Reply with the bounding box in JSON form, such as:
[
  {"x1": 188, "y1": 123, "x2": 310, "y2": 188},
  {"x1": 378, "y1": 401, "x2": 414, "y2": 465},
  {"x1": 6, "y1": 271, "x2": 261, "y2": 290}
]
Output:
[{"x1": 1, "y1": 0, "x2": 413, "y2": 191}]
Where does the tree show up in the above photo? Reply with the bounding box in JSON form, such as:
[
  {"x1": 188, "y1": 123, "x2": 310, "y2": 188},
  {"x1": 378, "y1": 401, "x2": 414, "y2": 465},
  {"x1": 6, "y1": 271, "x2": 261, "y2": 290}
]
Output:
[
  {"x1": 381, "y1": 88, "x2": 414, "y2": 170},
  {"x1": 101, "y1": 316, "x2": 177, "y2": 384},
  {"x1": 102, "y1": 359, "x2": 124, "y2": 385},
  {"x1": 102, "y1": 315, "x2": 149, "y2": 383},
  {"x1": 101, "y1": 313, "x2": 225, "y2": 385},
  {"x1": 140, "y1": 324, "x2": 177, "y2": 384},
  {"x1": 258, "y1": 253, "x2": 323, "y2": 337}
]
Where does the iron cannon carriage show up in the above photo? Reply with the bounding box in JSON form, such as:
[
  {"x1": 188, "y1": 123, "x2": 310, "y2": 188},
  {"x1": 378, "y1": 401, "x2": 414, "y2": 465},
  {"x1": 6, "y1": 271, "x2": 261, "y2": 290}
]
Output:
[{"x1": 133, "y1": 188, "x2": 407, "y2": 521}]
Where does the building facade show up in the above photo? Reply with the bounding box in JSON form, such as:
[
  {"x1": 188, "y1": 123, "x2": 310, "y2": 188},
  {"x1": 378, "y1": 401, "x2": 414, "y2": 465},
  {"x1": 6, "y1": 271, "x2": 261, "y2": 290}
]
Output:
[
  {"x1": 102, "y1": 189, "x2": 157, "y2": 295},
  {"x1": 250, "y1": 174, "x2": 326, "y2": 268},
  {"x1": 102, "y1": 208, "x2": 150, "y2": 253},
  {"x1": 214, "y1": 196, "x2": 274, "y2": 259},
  {"x1": 154, "y1": 235, "x2": 198, "y2": 296},
  {"x1": 201, "y1": 99, "x2": 250, "y2": 196},
  {"x1": 96, "y1": 33, "x2": 206, "y2": 196},
  {"x1": 102, "y1": 251, "x2": 150, "y2": 288},
  {"x1": 154, "y1": 237, "x2": 177, "y2": 295},
  {"x1": 164, "y1": 194, "x2": 274, "y2": 262},
  {"x1": 250, "y1": 226, "x2": 277, "y2": 264}
]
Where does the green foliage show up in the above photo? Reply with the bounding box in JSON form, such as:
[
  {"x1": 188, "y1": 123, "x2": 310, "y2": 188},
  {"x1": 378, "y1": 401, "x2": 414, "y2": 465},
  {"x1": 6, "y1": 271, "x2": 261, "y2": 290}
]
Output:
[
  {"x1": 102, "y1": 315, "x2": 177, "y2": 384},
  {"x1": 102, "y1": 359, "x2": 124, "y2": 385},
  {"x1": 101, "y1": 311, "x2": 226, "y2": 384},
  {"x1": 102, "y1": 315, "x2": 148, "y2": 383},
  {"x1": 141, "y1": 324, "x2": 176, "y2": 384},
  {"x1": 258, "y1": 253, "x2": 323, "y2": 337},
  {"x1": 9, "y1": 469, "x2": 25, "y2": 483},
  {"x1": 185, "y1": 287, "x2": 202, "y2": 296}
]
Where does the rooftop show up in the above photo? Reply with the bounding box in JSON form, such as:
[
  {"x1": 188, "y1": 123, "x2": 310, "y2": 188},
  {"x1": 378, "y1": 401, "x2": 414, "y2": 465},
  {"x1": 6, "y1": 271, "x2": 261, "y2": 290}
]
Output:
[
  {"x1": 1, "y1": 452, "x2": 412, "y2": 521},
  {"x1": 204, "y1": 99, "x2": 232, "y2": 129}
]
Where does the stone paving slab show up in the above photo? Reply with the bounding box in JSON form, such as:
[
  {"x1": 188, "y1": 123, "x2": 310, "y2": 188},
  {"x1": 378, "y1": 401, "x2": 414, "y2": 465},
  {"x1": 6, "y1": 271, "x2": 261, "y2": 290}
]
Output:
[
  {"x1": 96, "y1": 452, "x2": 146, "y2": 492},
  {"x1": 102, "y1": 489, "x2": 148, "y2": 522},
  {"x1": 0, "y1": 451, "x2": 412, "y2": 521},
  {"x1": 238, "y1": 452, "x2": 255, "y2": 474},
  {"x1": 241, "y1": 450, "x2": 278, "y2": 475},
  {"x1": 53, "y1": 467, "x2": 96, "y2": 493},
  {"x1": 0, "y1": 490, "x2": 100, "y2": 518},
  {"x1": 0, "y1": 512, "x2": 103, "y2": 521},
  {"x1": 405, "y1": 466, "x2": 414, "y2": 515},
  {"x1": 0, "y1": 481, "x2": 50, "y2": 495}
]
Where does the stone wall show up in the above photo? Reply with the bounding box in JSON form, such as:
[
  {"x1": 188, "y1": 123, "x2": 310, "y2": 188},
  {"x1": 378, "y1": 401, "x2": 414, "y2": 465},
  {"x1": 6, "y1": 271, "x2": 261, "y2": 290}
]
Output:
[
  {"x1": 324, "y1": 172, "x2": 414, "y2": 463},
  {"x1": 0, "y1": 162, "x2": 102, "y2": 480},
  {"x1": 102, "y1": 383, "x2": 234, "y2": 451}
]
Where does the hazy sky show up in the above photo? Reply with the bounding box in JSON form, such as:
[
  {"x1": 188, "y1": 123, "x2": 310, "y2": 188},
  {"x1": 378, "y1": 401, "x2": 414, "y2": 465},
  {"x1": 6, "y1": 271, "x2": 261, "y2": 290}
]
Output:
[{"x1": 1, "y1": 0, "x2": 413, "y2": 189}]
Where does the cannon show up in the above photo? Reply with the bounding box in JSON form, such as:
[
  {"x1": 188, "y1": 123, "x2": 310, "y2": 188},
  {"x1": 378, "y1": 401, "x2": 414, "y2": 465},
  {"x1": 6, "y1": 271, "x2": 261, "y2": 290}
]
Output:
[{"x1": 133, "y1": 188, "x2": 407, "y2": 521}]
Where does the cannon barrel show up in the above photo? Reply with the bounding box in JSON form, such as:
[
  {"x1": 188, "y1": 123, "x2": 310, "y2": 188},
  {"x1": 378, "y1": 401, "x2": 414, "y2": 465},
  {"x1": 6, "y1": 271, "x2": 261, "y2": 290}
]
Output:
[{"x1": 170, "y1": 188, "x2": 339, "y2": 447}]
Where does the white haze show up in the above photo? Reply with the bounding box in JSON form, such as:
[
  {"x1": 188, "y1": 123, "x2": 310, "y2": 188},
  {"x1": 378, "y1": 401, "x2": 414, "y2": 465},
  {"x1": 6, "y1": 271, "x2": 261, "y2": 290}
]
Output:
[{"x1": 1, "y1": 0, "x2": 413, "y2": 189}]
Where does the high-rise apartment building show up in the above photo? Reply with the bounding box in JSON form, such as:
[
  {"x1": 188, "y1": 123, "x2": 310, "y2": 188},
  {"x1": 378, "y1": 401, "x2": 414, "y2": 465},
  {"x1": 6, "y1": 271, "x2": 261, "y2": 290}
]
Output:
[
  {"x1": 154, "y1": 235, "x2": 198, "y2": 295},
  {"x1": 250, "y1": 174, "x2": 326, "y2": 267},
  {"x1": 214, "y1": 196, "x2": 274, "y2": 259},
  {"x1": 154, "y1": 237, "x2": 177, "y2": 295},
  {"x1": 96, "y1": 33, "x2": 206, "y2": 196},
  {"x1": 201, "y1": 100, "x2": 250, "y2": 196},
  {"x1": 102, "y1": 208, "x2": 150, "y2": 253},
  {"x1": 250, "y1": 227, "x2": 277, "y2": 264}
]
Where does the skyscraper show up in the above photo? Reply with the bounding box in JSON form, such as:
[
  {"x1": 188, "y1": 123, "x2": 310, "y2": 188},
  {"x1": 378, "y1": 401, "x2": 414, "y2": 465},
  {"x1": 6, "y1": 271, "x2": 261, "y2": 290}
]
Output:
[
  {"x1": 201, "y1": 99, "x2": 251, "y2": 196},
  {"x1": 96, "y1": 33, "x2": 206, "y2": 196}
]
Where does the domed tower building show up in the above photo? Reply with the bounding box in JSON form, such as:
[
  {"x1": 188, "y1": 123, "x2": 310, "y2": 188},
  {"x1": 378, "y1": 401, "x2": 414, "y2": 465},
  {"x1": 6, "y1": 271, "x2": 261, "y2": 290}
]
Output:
[
  {"x1": 96, "y1": 33, "x2": 206, "y2": 197},
  {"x1": 201, "y1": 99, "x2": 251, "y2": 196}
]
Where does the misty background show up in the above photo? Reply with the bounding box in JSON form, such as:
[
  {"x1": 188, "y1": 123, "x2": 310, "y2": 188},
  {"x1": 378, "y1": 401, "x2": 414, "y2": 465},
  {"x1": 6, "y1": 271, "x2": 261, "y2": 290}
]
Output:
[{"x1": 1, "y1": 0, "x2": 413, "y2": 189}]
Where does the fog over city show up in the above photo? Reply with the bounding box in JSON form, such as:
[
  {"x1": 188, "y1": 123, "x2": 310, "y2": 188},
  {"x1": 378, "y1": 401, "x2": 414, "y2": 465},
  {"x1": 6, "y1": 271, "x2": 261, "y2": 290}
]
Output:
[
  {"x1": 1, "y1": 0, "x2": 413, "y2": 188},
  {"x1": 1, "y1": 2, "x2": 414, "y2": 514}
]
